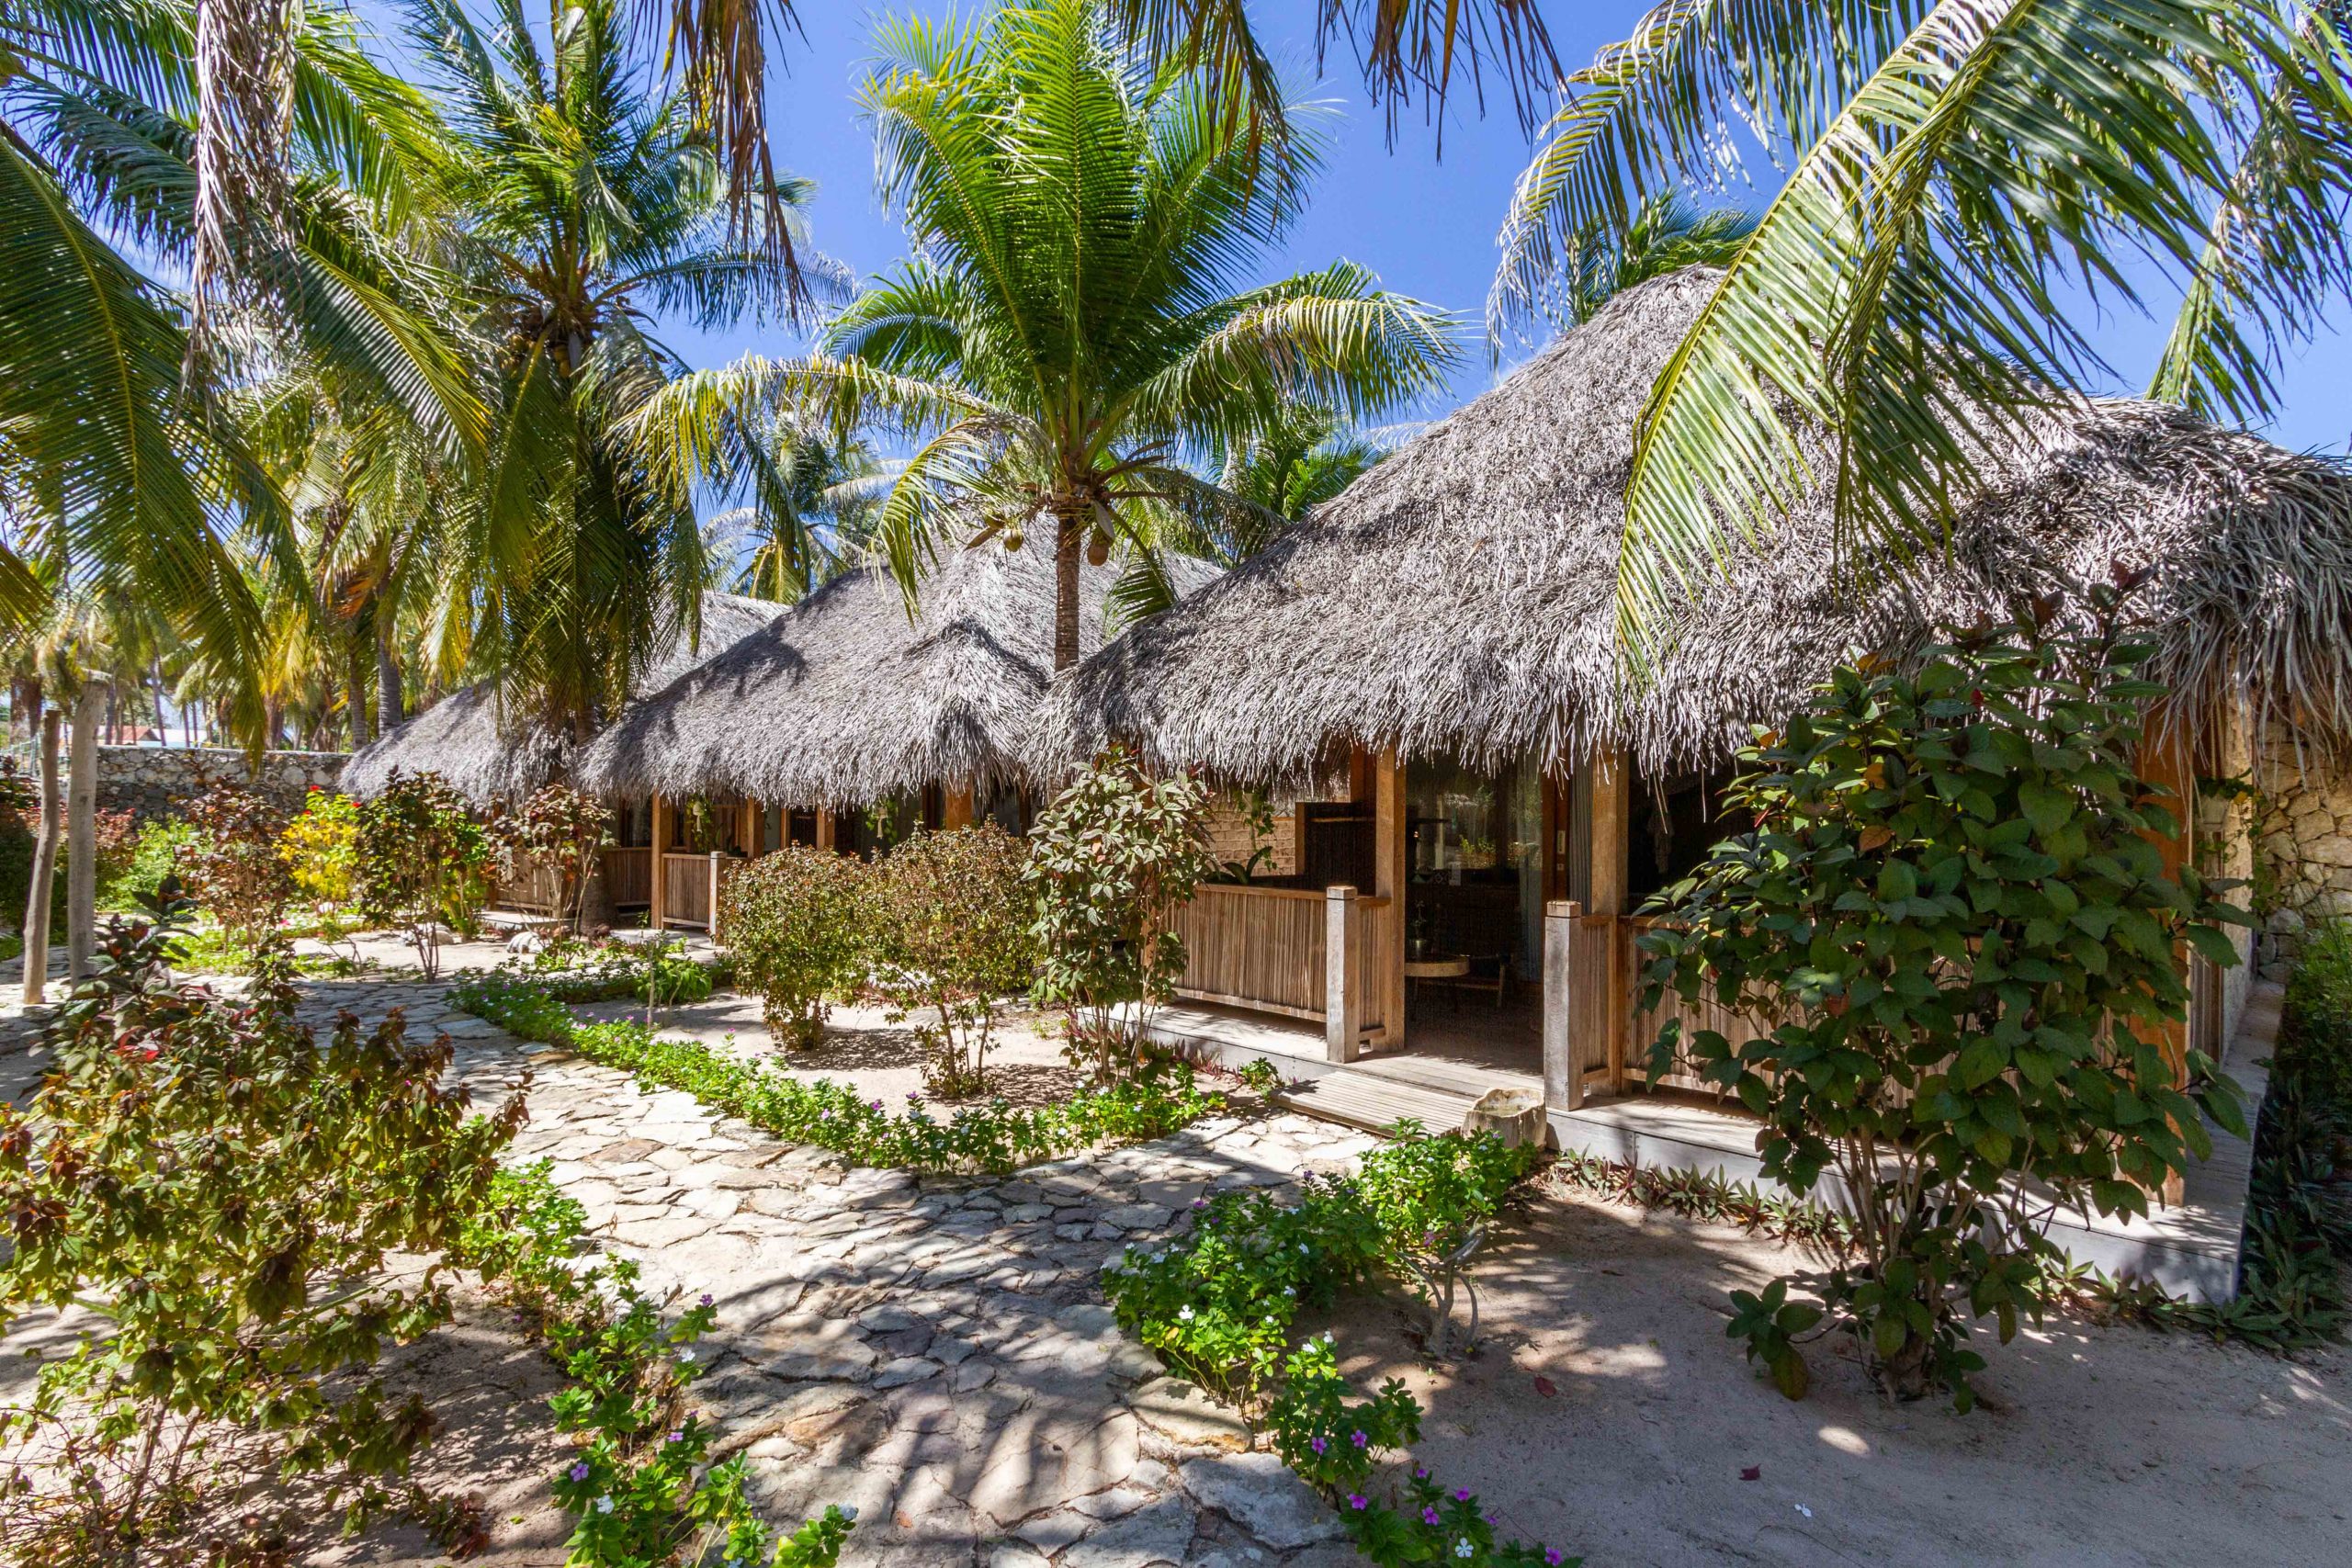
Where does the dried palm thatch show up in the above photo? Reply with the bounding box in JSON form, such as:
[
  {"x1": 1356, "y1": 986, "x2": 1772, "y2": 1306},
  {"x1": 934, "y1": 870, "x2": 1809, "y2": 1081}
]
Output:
[
  {"x1": 340, "y1": 592, "x2": 782, "y2": 805},
  {"x1": 574, "y1": 542, "x2": 1216, "y2": 807},
  {"x1": 1049, "y1": 267, "x2": 2352, "y2": 784}
]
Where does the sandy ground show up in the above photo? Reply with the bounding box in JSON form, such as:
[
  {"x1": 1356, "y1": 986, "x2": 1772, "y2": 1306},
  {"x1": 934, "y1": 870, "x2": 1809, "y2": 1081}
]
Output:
[
  {"x1": 573, "y1": 991, "x2": 1098, "y2": 1111},
  {"x1": 1311, "y1": 1180, "x2": 2352, "y2": 1568}
]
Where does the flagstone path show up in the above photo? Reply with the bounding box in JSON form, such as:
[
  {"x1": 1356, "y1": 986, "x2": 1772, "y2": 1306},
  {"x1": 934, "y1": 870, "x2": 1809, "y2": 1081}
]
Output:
[{"x1": 286, "y1": 976, "x2": 1380, "y2": 1568}]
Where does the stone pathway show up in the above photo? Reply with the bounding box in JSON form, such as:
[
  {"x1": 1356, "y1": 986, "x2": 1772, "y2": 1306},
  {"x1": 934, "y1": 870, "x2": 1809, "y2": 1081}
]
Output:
[{"x1": 284, "y1": 976, "x2": 1380, "y2": 1568}]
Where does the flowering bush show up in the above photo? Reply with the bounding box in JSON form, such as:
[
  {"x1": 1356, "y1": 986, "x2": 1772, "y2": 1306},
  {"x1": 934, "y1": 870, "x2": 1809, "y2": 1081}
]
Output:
[
  {"x1": 871, "y1": 827, "x2": 1034, "y2": 1095},
  {"x1": 179, "y1": 781, "x2": 295, "y2": 945},
  {"x1": 1270, "y1": 1338, "x2": 1573, "y2": 1567},
  {"x1": 451, "y1": 973, "x2": 1224, "y2": 1174},
  {"x1": 1354, "y1": 1122, "x2": 1543, "y2": 1356},
  {"x1": 279, "y1": 788, "x2": 362, "y2": 909},
  {"x1": 1023, "y1": 746, "x2": 1219, "y2": 1081},
  {"x1": 1103, "y1": 1176, "x2": 1378, "y2": 1403},
  {"x1": 722, "y1": 846, "x2": 873, "y2": 1048}
]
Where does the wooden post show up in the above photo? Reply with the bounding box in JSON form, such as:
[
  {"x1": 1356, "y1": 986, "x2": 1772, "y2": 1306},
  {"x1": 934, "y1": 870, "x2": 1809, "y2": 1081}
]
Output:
[
  {"x1": 1372, "y1": 749, "x2": 1406, "y2": 1049},
  {"x1": 1589, "y1": 749, "x2": 1631, "y2": 1091},
  {"x1": 1325, "y1": 885, "x2": 1360, "y2": 1063},
  {"x1": 944, "y1": 783, "x2": 975, "y2": 830},
  {"x1": 1543, "y1": 900, "x2": 1581, "y2": 1111},
  {"x1": 707, "y1": 851, "x2": 724, "y2": 942},
  {"x1": 649, "y1": 795, "x2": 671, "y2": 929},
  {"x1": 2140, "y1": 707, "x2": 2195, "y2": 1206},
  {"x1": 815, "y1": 807, "x2": 836, "y2": 852}
]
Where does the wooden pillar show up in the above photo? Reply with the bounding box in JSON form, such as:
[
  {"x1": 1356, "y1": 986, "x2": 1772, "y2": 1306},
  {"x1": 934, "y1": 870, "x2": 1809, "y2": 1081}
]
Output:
[
  {"x1": 1589, "y1": 749, "x2": 1631, "y2": 1091},
  {"x1": 2140, "y1": 707, "x2": 2195, "y2": 1206},
  {"x1": 1372, "y1": 749, "x2": 1406, "y2": 1049},
  {"x1": 740, "y1": 798, "x2": 760, "y2": 856},
  {"x1": 815, "y1": 807, "x2": 836, "y2": 852},
  {"x1": 944, "y1": 782, "x2": 975, "y2": 830},
  {"x1": 1543, "y1": 900, "x2": 1582, "y2": 1111},
  {"x1": 648, "y1": 794, "x2": 672, "y2": 930},
  {"x1": 1325, "y1": 885, "x2": 1360, "y2": 1063},
  {"x1": 707, "y1": 851, "x2": 725, "y2": 942}
]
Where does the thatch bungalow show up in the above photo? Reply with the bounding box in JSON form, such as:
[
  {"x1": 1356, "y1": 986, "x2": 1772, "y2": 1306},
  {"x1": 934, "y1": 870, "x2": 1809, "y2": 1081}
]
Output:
[
  {"x1": 1049, "y1": 268, "x2": 2352, "y2": 1292},
  {"x1": 572, "y1": 540, "x2": 1215, "y2": 931},
  {"x1": 341, "y1": 591, "x2": 782, "y2": 919}
]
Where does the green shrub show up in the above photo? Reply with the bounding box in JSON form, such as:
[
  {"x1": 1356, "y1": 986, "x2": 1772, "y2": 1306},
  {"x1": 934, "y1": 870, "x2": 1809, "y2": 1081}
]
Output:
[
  {"x1": 279, "y1": 788, "x2": 361, "y2": 909},
  {"x1": 872, "y1": 827, "x2": 1034, "y2": 1095},
  {"x1": 1637, "y1": 588, "x2": 2251, "y2": 1408},
  {"x1": 103, "y1": 816, "x2": 197, "y2": 911},
  {"x1": 0, "y1": 892, "x2": 526, "y2": 1563},
  {"x1": 179, "y1": 782, "x2": 295, "y2": 945},
  {"x1": 355, "y1": 770, "x2": 492, "y2": 976},
  {"x1": 1024, "y1": 745, "x2": 1219, "y2": 1082},
  {"x1": 1354, "y1": 1122, "x2": 1541, "y2": 1356},
  {"x1": 721, "y1": 847, "x2": 872, "y2": 1048},
  {"x1": 2280, "y1": 918, "x2": 2352, "y2": 1100}
]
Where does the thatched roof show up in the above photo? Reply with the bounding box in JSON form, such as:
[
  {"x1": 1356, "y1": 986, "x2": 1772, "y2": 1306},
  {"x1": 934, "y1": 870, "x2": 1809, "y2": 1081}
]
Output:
[
  {"x1": 340, "y1": 592, "x2": 782, "y2": 805},
  {"x1": 1049, "y1": 267, "x2": 2352, "y2": 784},
  {"x1": 573, "y1": 542, "x2": 1216, "y2": 807}
]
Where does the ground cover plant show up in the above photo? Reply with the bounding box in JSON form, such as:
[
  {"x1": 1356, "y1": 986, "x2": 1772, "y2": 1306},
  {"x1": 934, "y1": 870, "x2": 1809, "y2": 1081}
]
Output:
[
  {"x1": 1636, "y1": 585, "x2": 2251, "y2": 1408},
  {"x1": 0, "y1": 891, "x2": 526, "y2": 1565},
  {"x1": 451, "y1": 972, "x2": 1225, "y2": 1174},
  {"x1": 355, "y1": 770, "x2": 492, "y2": 978},
  {"x1": 871, "y1": 827, "x2": 1034, "y2": 1096},
  {"x1": 1025, "y1": 746, "x2": 1219, "y2": 1082},
  {"x1": 454, "y1": 1164, "x2": 854, "y2": 1568},
  {"x1": 722, "y1": 846, "x2": 873, "y2": 1049},
  {"x1": 1103, "y1": 1124, "x2": 1566, "y2": 1565}
]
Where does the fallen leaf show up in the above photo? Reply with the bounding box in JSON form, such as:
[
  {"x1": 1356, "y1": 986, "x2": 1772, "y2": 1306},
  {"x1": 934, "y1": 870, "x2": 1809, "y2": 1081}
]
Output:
[
  {"x1": 1740, "y1": 1466, "x2": 1760, "y2": 1481},
  {"x1": 1532, "y1": 1376, "x2": 1558, "y2": 1398}
]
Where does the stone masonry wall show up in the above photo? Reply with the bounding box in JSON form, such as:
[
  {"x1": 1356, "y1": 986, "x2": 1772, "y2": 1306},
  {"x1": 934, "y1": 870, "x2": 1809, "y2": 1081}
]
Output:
[
  {"x1": 2255, "y1": 729, "x2": 2352, "y2": 981},
  {"x1": 76, "y1": 746, "x2": 351, "y2": 826}
]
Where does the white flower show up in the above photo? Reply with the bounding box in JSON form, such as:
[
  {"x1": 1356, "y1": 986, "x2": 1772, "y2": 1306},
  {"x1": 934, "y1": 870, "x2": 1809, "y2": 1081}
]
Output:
[
  {"x1": 1455, "y1": 1540, "x2": 1474, "y2": 1559},
  {"x1": 675, "y1": 1347, "x2": 697, "y2": 1363},
  {"x1": 594, "y1": 1496, "x2": 614, "y2": 1516},
  {"x1": 840, "y1": 1505, "x2": 859, "y2": 1522},
  {"x1": 1177, "y1": 1305, "x2": 1195, "y2": 1321}
]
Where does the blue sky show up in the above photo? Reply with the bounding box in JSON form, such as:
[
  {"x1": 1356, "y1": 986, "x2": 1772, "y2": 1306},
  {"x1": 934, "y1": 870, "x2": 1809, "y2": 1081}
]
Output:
[{"x1": 374, "y1": 1, "x2": 2352, "y2": 455}]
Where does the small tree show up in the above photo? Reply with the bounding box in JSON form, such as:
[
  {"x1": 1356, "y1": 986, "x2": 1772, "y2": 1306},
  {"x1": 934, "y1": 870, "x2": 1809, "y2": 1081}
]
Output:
[
  {"x1": 871, "y1": 826, "x2": 1034, "y2": 1097},
  {"x1": 0, "y1": 890, "x2": 525, "y2": 1562},
  {"x1": 721, "y1": 846, "x2": 872, "y2": 1049},
  {"x1": 1638, "y1": 585, "x2": 2249, "y2": 1408},
  {"x1": 180, "y1": 781, "x2": 295, "y2": 949},
  {"x1": 278, "y1": 788, "x2": 363, "y2": 912},
  {"x1": 356, "y1": 771, "x2": 491, "y2": 978},
  {"x1": 1024, "y1": 747, "x2": 1219, "y2": 1082},
  {"x1": 490, "y1": 784, "x2": 615, "y2": 933}
]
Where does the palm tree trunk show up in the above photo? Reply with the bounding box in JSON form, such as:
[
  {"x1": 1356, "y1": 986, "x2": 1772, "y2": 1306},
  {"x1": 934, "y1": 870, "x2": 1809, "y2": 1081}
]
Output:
[
  {"x1": 65, "y1": 678, "x2": 106, "y2": 983},
  {"x1": 21, "y1": 692, "x2": 59, "y2": 1005},
  {"x1": 1053, "y1": 509, "x2": 1083, "y2": 671},
  {"x1": 346, "y1": 630, "x2": 373, "y2": 748},
  {"x1": 376, "y1": 621, "x2": 404, "y2": 731}
]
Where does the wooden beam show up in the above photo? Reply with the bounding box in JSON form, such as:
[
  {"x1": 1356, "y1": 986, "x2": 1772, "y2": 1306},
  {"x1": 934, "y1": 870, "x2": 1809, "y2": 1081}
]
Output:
[
  {"x1": 648, "y1": 795, "x2": 671, "y2": 930},
  {"x1": 1589, "y1": 749, "x2": 1630, "y2": 1092},
  {"x1": 1372, "y1": 749, "x2": 1407, "y2": 1049},
  {"x1": 1543, "y1": 899, "x2": 1581, "y2": 1111},
  {"x1": 815, "y1": 807, "x2": 836, "y2": 852},
  {"x1": 2139, "y1": 705, "x2": 2197, "y2": 1207},
  {"x1": 1325, "y1": 885, "x2": 1360, "y2": 1063},
  {"x1": 944, "y1": 782, "x2": 975, "y2": 830}
]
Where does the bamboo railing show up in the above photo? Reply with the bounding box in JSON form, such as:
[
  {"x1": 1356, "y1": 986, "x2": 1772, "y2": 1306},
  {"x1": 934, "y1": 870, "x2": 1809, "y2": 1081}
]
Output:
[
  {"x1": 602, "y1": 847, "x2": 652, "y2": 908},
  {"x1": 1170, "y1": 883, "x2": 1392, "y2": 1045}
]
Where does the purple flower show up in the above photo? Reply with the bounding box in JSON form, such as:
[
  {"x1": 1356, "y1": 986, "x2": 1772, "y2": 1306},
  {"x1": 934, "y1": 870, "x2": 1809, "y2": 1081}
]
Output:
[
  {"x1": 698, "y1": 1292, "x2": 714, "y2": 1307},
  {"x1": 1350, "y1": 1429, "x2": 1367, "y2": 1449},
  {"x1": 870, "y1": 1099, "x2": 885, "y2": 1111},
  {"x1": 1421, "y1": 1507, "x2": 1442, "y2": 1526},
  {"x1": 1453, "y1": 1489, "x2": 1472, "y2": 1503},
  {"x1": 1413, "y1": 1466, "x2": 1429, "y2": 1480},
  {"x1": 1545, "y1": 1553, "x2": 1565, "y2": 1566},
  {"x1": 666, "y1": 1429, "x2": 684, "y2": 1444},
  {"x1": 1348, "y1": 1495, "x2": 1369, "y2": 1511},
  {"x1": 1310, "y1": 1435, "x2": 1327, "y2": 1454},
  {"x1": 569, "y1": 1461, "x2": 590, "y2": 1483},
  {"x1": 1191, "y1": 1196, "x2": 1206, "y2": 1209}
]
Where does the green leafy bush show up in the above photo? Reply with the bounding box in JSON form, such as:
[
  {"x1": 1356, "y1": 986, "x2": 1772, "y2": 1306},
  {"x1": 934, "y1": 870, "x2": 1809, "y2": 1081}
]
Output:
[
  {"x1": 451, "y1": 972, "x2": 1223, "y2": 1174},
  {"x1": 488, "y1": 784, "x2": 614, "y2": 932},
  {"x1": 356, "y1": 770, "x2": 492, "y2": 977},
  {"x1": 1103, "y1": 1175, "x2": 1378, "y2": 1403},
  {"x1": 0, "y1": 892, "x2": 526, "y2": 1563},
  {"x1": 103, "y1": 817, "x2": 197, "y2": 911},
  {"x1": 279, "y1": 788, "x2": 362, "y2": 909},
  {"x1": 1024, "y1": 746, "x2": 1218, "y2": 1081},
  {"x1": 872, "y1": 827, "x2": 1034, "y2": 1095},
  {"x1": 1354, "y1": 1122, "x2": 1542, "y2": 1356},
  {"x1": 179, "y1": 782, "x2": 295, "y2": 945},
  {"x1": 1637, "y1": 590, "x2": 2251, "y2": 1407},
  {"x1": 720, "y1": 847, "x2": 872, "y2": 1048}
]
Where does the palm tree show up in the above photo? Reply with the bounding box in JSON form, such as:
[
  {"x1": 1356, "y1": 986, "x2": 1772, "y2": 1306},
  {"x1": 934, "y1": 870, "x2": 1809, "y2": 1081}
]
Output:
[
  {"x1": 1487, "y1": 0, "x2": 2352, "y2": 657},
  {"x1": 1208, "y1": 404, "x2": 1392, "y2": 558},
  {"x1": 699, "y1": 422, "x2": 893, "y2": 602},
  {"x1": 1497, "y1": 189, "x2": 1757, "y2": 335},
  {"x1": 398, "y1": 0, "x2": 823, "y2": 733},
  {"x1": 649, "y1": 0, "x2": 1457, "y2": 671}
]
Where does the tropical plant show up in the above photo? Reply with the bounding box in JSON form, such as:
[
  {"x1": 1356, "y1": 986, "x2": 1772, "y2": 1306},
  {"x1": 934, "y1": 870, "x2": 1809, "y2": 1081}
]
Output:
[
  {"x1": 1352, "y1": 1121, "x2": 1541, "y2": 1357},
  {"x1": 1505, "y1": 188, "x2": 1757, "y2": 332},
  {"x1": 1488, "y1": 0, "x2": 2352, "y2": 658},
  {"x1": 179, "y1": 781, "x2": 296, "y2": 947},
  {"x1": 702, "y1": 420, "x2": 895, "y2": 602},
  {"x1": 1025, "y1": 745, "x2": 1219, "y2": 1080},
  {"x1": 1635, "y1": 586, "x2": 2252, "y2": 1407},
  {"x1": 354, "y1": 768, "x2": 490, "y2": 976},
  {"x1": 398, "y1": 0, "x2": 824, "y2": 736},
  {"x1": 488, "y1": 783, "x2": 614, "y2": 933},
  {"x1": 0, "y1": 891, "x2": 526, "y2": 1566},
  {"x1": 870, "y1": 827, "x2": 1035, "y2": 1096},
  {"x1": 721, "y1": 846, "x2": 874, "y2": 1049},
  {"x1": 642, "y1": 0, "x2": 1456, "y2": 671},
  {"x1": 279, "y1": 788, "x2": 363, "y2": 908}
]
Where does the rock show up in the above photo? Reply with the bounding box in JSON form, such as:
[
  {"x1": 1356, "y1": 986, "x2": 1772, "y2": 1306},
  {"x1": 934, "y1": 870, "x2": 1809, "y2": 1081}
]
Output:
[
  {"x1": 1056, "y1": 1495, "x2": 1198, "y2": 1568},
  {"x1": 1013, "y1": 1507, "x2": 1094, "y2": 1553},
  {"x1": 1177, "y1": 1451, "x2": 1340, "y2": 1551},
  {"x1": 871, "y1": 1356, "x2": 942, "y2": 1389},
  {"x1": 1102, "y1": 1202, "x2": 1173, "y2": 1231},
  {"x1": 1129, "y1": 1377, "x2": 1250, "y2": 1452},
  {"x1": 1462, "y1": 1085, "x2": 1545, "y2": 1148},
  {"x1": 951, "y1": 1359, "x2": 998, "y2": 1393},
  {"x1": 857, "y1": 1304, "x2": 924, "y2": 1334}
]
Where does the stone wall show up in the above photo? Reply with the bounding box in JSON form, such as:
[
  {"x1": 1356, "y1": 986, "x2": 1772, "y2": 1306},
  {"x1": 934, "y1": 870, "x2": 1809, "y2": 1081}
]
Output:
[
  {"x1": 77, "y1": 746, "x2": 351, "y2": 825},
  {"x1": 2255, "y1": 730, "x2": 2352, "y2": 980}
]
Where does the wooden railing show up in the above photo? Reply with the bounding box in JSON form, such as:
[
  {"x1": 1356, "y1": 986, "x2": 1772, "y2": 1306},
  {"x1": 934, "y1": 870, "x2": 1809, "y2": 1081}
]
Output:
[
  {"x1": 492, "y1": 855, "x2": 564, "y2": 916},
  {"x1": 662, "y1": 852, "x2": 712, "y2": 928},
  {"x1": 603, "y1": 847, "x2": 652, "y2": 908},
  {"x1": 1169, "y1": 883, "x2": 1392, "y2": 1051}
]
